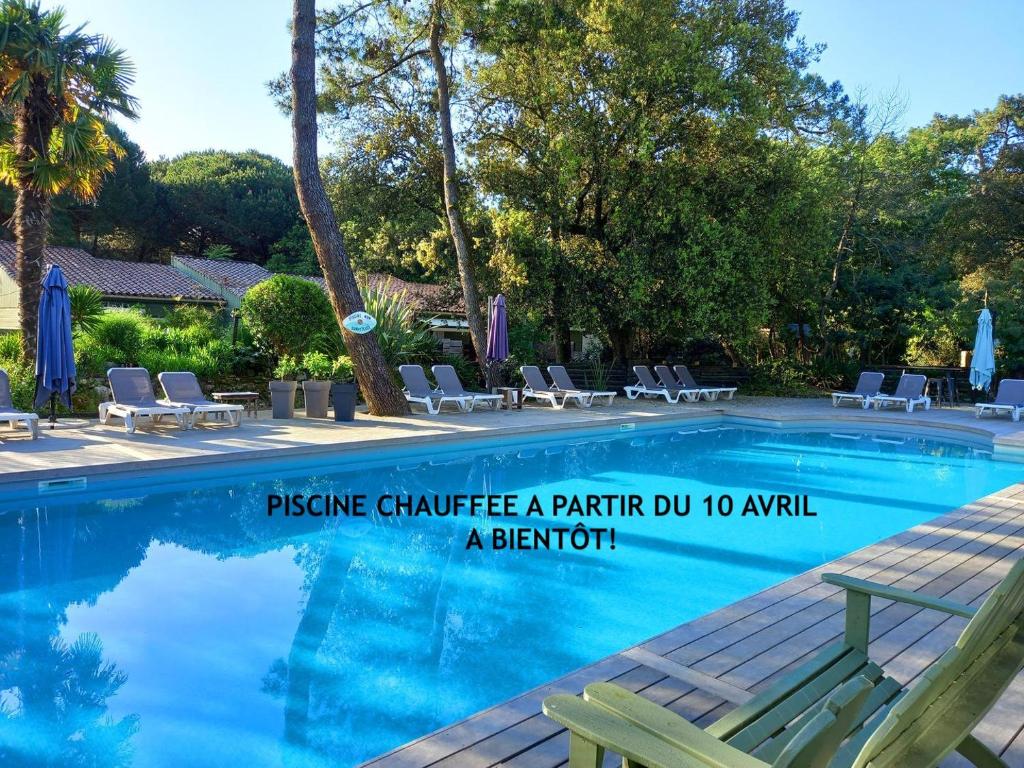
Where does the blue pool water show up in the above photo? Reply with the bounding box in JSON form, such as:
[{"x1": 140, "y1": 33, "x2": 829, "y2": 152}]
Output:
[{"x1": 1, "y1": 425, "x2": 1021, "y2": 767}]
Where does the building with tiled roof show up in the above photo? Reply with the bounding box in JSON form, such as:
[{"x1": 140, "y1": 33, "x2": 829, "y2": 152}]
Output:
[
  {"x1": 0, "y1": 243, "x2": 469, "y2": 345},
  {"x1": 0, "y1": 242, "x2": 224, "y2": 330}
]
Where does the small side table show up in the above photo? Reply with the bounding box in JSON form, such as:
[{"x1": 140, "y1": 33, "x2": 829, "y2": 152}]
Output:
[
  {"x1": 495, "y1": 386, "x2": 524, "y2": 410},
  {"x1": 924, "y1": 377, "x2": 952, "y2": 409},
  {"x1": 211, "y1": 391, "x2": 260, "y2": 419}
]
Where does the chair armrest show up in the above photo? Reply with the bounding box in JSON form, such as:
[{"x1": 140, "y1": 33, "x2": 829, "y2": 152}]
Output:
[
  {"x1": 544, "y1": 688, "x2": 767, "y2": 768},
  {"x1": 822, "y1": 574, "x2": 976, "y2": 618}
]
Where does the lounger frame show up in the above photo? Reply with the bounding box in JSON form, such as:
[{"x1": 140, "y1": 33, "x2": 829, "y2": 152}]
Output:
[
  {"x1": 431, "y1": 365, "x2": 503, "y2": 410},
  {"x1": 0, "y1": 369, "x2": 40, "y2": 439},
  {"x1": 100, "y1": 368, "x2": 190, "y2": 434},
  {"x1": 975, "y1": 379, "x2": 1024, "y2": 423},
  {"x1": 158, "y1": 372, "x2": 243, "y2": 427},
  {"x1": 672, "y1": 365, "x2": 737, "y2": 401},
  {"x1": 521, "y1": 366, "x2": 592, "y2": 409},
  {"x1": 547, "y1": 365, "x2": 616, "y2": 406},
  {"x1": 398, "y1": 365, "x2": 472, "y2": 415},
  {"x1": 868, "y1": 373, "x2": 931, "y2": 413},
  {"x1": 831, "y1": 371, "x2": 885, "y2": 409},
  {"x1": 624, "y1": 366, "x2": 682, "y2": 404}
]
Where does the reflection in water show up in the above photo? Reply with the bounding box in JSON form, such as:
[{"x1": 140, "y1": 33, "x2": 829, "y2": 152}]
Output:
[
  {"x1": 0, "y1": 428, "x2": 1021, "y2": 767},
  {"x1": 0, "y1": 631, "x2": 137, "y2": 766}
]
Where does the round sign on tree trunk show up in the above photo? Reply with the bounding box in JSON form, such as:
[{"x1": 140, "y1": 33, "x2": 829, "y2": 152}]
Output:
[{"x1": 343, "y1": 311, "x2": 377, "y2": 334}]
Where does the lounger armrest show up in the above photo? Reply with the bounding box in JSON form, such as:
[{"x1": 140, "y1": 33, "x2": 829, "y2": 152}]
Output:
[
  {"x1": 544, "y1": 691, "x2": 765, "y2": 768},
  {"x1": 822, "y1": 574, "x2": 976, "y2": 618}
]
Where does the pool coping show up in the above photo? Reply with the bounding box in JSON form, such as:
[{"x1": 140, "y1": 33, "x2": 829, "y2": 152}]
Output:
[
  {"x1": 358, "y1": 480, "x2": 1024, "y2": 767},
  {"x1": 4, "y1": 405, "x2": 1022, "y2": 497}
]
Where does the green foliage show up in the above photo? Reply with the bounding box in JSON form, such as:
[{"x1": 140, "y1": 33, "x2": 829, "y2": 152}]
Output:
[
  {"x1": 87, "y1": 309, "x2": 155, "y2": 367},
  {"x1": 0, "y1": 331, "x2": 23, "y2": 362},
  {"x1": 331, "y1": 355, "x2": 355, "y2": 383},
  {"x1": 273, "y1": 355, "x2": 304, "y2": 381},
  {"x1": 359, "y1": 282, "x2": 437, "y2": 367},
  {"x1": 240, "y1": 274, "x2": 339, "y2": 358},
  {"x1": 73, "y1": 334, "x2": 123, "y2": 378},
  {"x1": 302, "y1": 351, "x2": 334, "y2": 380},
  {"x1": 0, "y1": 353, "x2": 33, "y2": 409},
  {"x1": 151, "y1": 150, "x2": 301, "y2": 261},
  {"x1": 68, "y1": 285, "x2": 105, "y2": 334},
  {"x1": 265, "y1": 222, "x2": 319, "y2": 276},
  {"x1": 203, "y1": 244, "x2": 237, "y2": 261}
]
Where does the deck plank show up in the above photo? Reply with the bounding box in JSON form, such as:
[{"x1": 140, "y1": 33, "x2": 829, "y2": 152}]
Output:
[{"x1": 360, "y1": 486, "x2": 1024, "y2": 767}]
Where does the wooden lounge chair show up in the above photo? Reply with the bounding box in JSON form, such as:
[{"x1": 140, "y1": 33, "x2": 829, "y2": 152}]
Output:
[
  {"x1": 624, "y1": 366, "x2": 683, "y2": 404},
  {"x1": 157, "y1": 371, "x2": 243, "y2": 427},
  {"x1": 431, "y1": 364, "x2": 503, "y2": 410},
  {"x1": 674, "y1": 364, "x2": 737, "y2": 401},
  {"x1": 976, "y1": 379, "x2": 1024, "y2": 423},
  {"x1": 832, "y1": 372, "x2": 885, "y2": 409},
  {"x1": 869, "y1": 373, "x2": 931, "y2": 413},
  {"x1": 548, "y1": 365, "x2": 617, "y2": 406},
  {"x1": 653, "y1": 365, "x2": 702, "y2": 403},
  {"x1": 0, "y1": 368, "x2": 39, "y2": 439},
  {"x1": 99, "y1": 367, "x2": 190, "y2": 433},
  {"x1": 398, "y1": 364, "x2": 470, "y2": 414},
  {"x1": 544, "y1": 558, "x2": 1024, "y2": 767},
  {"x1": 521, "y1": 365, "x2": 592, "y2": 409}
]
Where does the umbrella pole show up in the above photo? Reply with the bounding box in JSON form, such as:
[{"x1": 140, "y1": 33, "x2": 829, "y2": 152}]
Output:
[{"x1": 49, "y1": 393, "x2": 57, "y2": 429}]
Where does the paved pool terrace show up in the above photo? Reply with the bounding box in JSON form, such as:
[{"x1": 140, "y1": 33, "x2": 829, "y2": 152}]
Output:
[{"x1": 3, "y1": 396, "x2": 1024, "y2": 766}]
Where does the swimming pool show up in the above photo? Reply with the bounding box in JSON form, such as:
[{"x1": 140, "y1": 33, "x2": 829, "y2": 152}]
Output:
[{"x1": 2, "y1": 425, "x2": 1021, "y2": 767}]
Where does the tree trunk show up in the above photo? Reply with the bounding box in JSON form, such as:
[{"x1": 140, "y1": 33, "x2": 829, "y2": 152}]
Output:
[
  {"x1": 551, "y1": 275, "x2": 572, "y2": 362},
  {"x1": 290, "y1": 0, "x2": 408, "y2": 416},
  {"x1": 14, "y1": 78, "x2": 58, "y2": 360},
  {"x1": 428, "y1": 1, "x2": 488, "y2": 370}
]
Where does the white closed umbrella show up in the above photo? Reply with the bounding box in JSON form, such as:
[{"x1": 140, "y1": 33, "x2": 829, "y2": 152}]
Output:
[{"x1": 969, "y1": 307, "x2": 995, "y2": 392}]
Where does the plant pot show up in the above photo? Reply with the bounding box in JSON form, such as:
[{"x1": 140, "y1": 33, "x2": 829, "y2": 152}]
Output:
[
  {"x1": 331, "y1": 382, "x2": 358, "y2": 422},
  {"x1": 269, "y1": 380, "x2": 298, "y2": 419},
  {"x1": 302, "y1": 379, "x2": 332, "y2": 418}
]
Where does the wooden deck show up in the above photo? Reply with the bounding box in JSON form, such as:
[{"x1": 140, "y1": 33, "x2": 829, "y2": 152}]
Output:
[{"x1": 362, "y1": 482, "x2": 1024, "y2": 767}]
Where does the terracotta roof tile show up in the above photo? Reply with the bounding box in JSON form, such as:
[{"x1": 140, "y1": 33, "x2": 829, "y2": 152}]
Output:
[
  {"x1": 172, "y1": 255, "x2": 273, "y2": 295},
  {"x1": 0, "y1": 242, "x2": 221, "y2": 302}
]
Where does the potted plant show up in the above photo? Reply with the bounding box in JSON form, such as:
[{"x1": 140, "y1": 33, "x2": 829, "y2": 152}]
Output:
[
  {"x1": 301, "y1": 351, "x2": 334, "y2": 418},
  {"x1": 270, "y1": 355, "x2": 302, "y2": 419},
  {"x1": 330, "y1": 355, "x2": 358, "y2": 422}
]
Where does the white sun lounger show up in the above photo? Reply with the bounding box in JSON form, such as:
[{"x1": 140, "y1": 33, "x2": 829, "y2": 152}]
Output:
[
  {"x1": 976, "y1": 379, "x2": 1024, "y2": 422},
  {"x1": 99, "y1": 367, "x2": 190, "y2": 433},
  {"x1": 158, "y1": 372, "x2": 243, "y2": 427},
  {"x1": 653, "y1": 365, "x2": 703, "y2": 403},
  {"x1": 399, "y1": 365, "x2": 471, "y2": 414},
  {"x1": 672, "y1": 365, "x2": 737, "y2": 401},
  {"x1": 521, "y1": 366, "x2": 591, "y2": 409},
  {"x1": 547, "y1": 365, "x2": 616, "y2": 405},
  {"x1": 831, "y1": 371, "x2": 885, "y2": 409},
  {"x1": 624, "y1": 366, "x2": 682, "y2": 403},
  {"x1": 868, "y1": 373, "x2": 931, "y2": 413},
  {"x1": 0, "y1": 369, "x2": 39, "y2": 439},
  {"x1": 431, "y1": 365, "x2": 503, "y2": 410}
]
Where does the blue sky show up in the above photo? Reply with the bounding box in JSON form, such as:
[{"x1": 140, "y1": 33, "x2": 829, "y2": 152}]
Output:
[{"x1": 61, "y1": 0, "x2": 1024, "y2": 163}]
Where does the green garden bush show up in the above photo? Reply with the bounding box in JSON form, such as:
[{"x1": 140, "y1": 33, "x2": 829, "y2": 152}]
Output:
[
  {"x1": 240, "y1": 274, "x2": 339, "y2": 358},
  {"x1": 88, "y1": 309, "x2": 155, "y2": 366}
]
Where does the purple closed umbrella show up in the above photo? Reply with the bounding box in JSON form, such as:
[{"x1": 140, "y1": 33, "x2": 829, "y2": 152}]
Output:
[
  {"x1": 35, "y1": 264, "x2": 76, "y2": 427},
  {"x1": 485, "y1": 294, "x2": 508, "y2": 390},
  {"x1": 486, "y1": 294, "x2": 509, "y2": 362}
]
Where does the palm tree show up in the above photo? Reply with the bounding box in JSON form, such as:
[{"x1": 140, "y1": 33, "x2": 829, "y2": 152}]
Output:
[{"x1": 0, "y1": 0, "x2": 138, "y2": 358}]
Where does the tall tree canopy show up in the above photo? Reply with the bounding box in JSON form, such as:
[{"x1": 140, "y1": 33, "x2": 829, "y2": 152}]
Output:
[{"x1": 0, "y1": 0, "x2": 137, "y2": 356}]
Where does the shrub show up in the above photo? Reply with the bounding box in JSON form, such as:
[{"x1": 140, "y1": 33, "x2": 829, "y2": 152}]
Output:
[
  {"x1": 68, "y1": 285, "x2": 104, "y2": 334},
  {"x1": 331, "y1": 355, "x2": 354, "y2": 382},
  {"x1": 88, "y1": 310, "x2": 155, "y2": 366},
  {"x1": 0, "y1": 332, "x2": 23, "y2": 362},
  {"x1": 74, "y1": 335, "x2": 123, "y2": 378},
  {"x1": 302, "y1": 351, "x2": 333, "y2": 380},
  {"x1": 273, "y1": 355, "x2": 304, "y2": 380},
  {"x1": 361, "y1": 283, "x2": 437, "y2": 367},
  {"x1": 240, "y1": 274, "x2": 338, "y2": 358},
  {"x1": 0, "y1": 358, "x2": 35, "y2": 411},
  {"x1": 163, "y1": 304, "x2": 224, "y2": 335}
]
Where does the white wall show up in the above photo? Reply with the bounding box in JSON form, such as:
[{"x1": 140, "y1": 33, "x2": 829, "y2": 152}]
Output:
[{"x1": 0, "y1": 270, "x2": 19, "y2": 331}]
